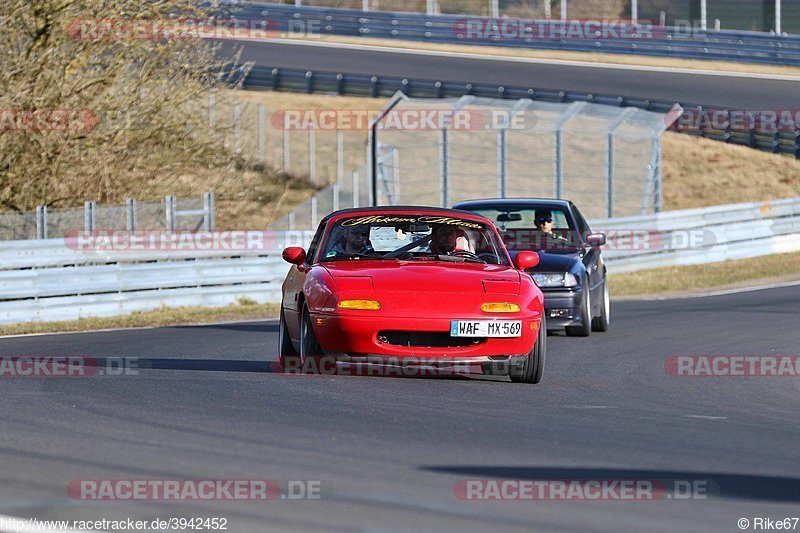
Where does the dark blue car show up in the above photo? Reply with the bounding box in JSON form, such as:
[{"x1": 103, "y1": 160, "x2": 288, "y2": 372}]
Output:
[{"x1": 453, "y1": 198, "x2": 609, "y2": 337}]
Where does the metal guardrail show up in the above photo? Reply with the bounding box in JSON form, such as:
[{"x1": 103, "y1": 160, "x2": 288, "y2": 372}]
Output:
[
  {"x1": 225, "y1": 2, "x2": 800, "y2": 66},
  {"x1": 0, "y1": 231, "x2": 314, "y2": 325},
  {"x1": 1, "y1": 197, "x2": 798, "y2": 324},
  {"x1": 590, "y1": 197, "x2": 800, "y2": 272},
  {"x1": 242, "y1": 65, "x2": 800, "y2": 158}
]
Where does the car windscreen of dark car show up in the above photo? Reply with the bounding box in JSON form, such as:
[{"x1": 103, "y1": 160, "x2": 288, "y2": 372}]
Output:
[
  {"x1": 319, "y1": 214, "x2": 511, "y2": 266},
  {"x1": 470, "y1": 208, "x2": 583, "y2": 253}
]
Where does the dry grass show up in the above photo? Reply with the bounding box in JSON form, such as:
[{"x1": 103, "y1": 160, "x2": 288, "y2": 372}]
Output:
[
  {"x1": 266, "y1": 35, "x2": 800, "y2": 77},
  {"x1": 609, "y1": 251, "x2": 800, "y2": 297},
  {"x1": 662, "y1": 133, "x2": 800, "y2": 210},
  {"x1": 0, "y1": 300, "x2": 280, "y2": 337}
]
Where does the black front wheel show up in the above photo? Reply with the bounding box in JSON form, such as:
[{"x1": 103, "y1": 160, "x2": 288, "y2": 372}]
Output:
[
  {"x1": 565, "y1": 280, "x2": 591, "y2": 337},
  {"x1": 509, "y1": 317, "x2": 546, "y2": 384},
  {"x1": 591, "y1": 276, "x2": 610, "y2": 332},
  {"x1": 278, "y1": 307, "x2": 299, "y2": 369}
]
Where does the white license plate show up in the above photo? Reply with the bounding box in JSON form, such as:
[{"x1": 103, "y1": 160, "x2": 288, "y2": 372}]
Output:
[{"x1": 450, "y1": 320, "x2": 522, "y2": 338}]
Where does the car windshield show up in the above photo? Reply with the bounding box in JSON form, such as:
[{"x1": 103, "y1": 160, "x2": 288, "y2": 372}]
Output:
[
  {"x1": 469, "y1": 207, "x2": 582, "y2": 252},
  {"x1": 320, "y1": 214, "x2": 511, "y2": 266}
]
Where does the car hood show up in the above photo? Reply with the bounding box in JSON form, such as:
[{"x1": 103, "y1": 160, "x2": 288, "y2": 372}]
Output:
[
  {"x1": 322, "y1": 260, "x2": 521, "y2": 293},
  {"x1": 511, "y1": 250, "x2": 583, "y2": 273}
]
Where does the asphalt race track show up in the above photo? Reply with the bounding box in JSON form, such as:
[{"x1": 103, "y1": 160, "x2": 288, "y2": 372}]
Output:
[
  {"x1": 1, "y1": 284, "x2": 799, "y2": 531},
  {"x1": 232, "y1": 39, "x2": 800, "y2": 108}
]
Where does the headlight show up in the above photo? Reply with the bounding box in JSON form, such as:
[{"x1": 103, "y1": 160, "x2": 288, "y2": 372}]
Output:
[
  {"x1": 533, "y1": 273, "x2": 579, "y2": 288},
  {"x1": 338, "y1": 300, "x2": 381, "y2": 310},
  {"x1": 481, "y1": 302, "x2": 521, "y2": 313}
]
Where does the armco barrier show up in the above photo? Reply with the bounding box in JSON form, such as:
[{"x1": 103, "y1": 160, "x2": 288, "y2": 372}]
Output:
[
  {"x1": 0, "y1": 231, "x2": 314, "y2": 325},
  {"x1": 589, "y1": 197, "x2": 800, "y2": 272},
  {"x1": 223, "y1": 2, "x2": 800, "y2": 66},
  {"x1": 241, "y1": 66, "x2": 800, "y2": 159},
  {"x1": 0, "y1": 198, "x2": 798, "y2": 325}
]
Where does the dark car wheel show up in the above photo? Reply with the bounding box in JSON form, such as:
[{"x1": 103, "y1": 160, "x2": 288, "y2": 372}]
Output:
[
  {"x1": 565, "y1": 279, "x2": 592, "y2": 337},
  {"x1": 299, "y1": 304, "x2": 327, "y2": 374},
  {"x1": 509, "y1": 317, "x2": 546, "y2": 384},
  {"x1": 591, "y1": 275, "x2": 610, "y2": 332},
  {"x1": 278, "y1": 307, "x2": 299, "y2": 370}
]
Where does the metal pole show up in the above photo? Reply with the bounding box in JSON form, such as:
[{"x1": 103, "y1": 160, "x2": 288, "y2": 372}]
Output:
[
  {"x1": 655, "y1": 137, "x2": 663, "y2": 213},
  {"x1": 283, "y1": 129, "x2": 290, "y2": 170},
  {"x1": 392, "y1": 148, "x2": 400, "y2": 205},
  {"x1": 288, "y1": 212, "x2": 296, "y2": 231},
  {"x1": 776, "y1": 0, "x2": 782, "y2": 34},
  {"x1": 497, "y1": 128, "x2": 507, "y2": 198},
  {"x1": 631, "y1": 0, "x2": 638, "y2": 24},
  {"x1": 310, "y1": 196, "x2": 318, "y2": 227},
  {"x1": 544, "y1": 0, "x2": 551, "y2": 20},
  {"x1": 337, "y1": 130, "x2": 344, "y2": 186},
  {"x1": 606, "y1": 133, "x2": 614, "y2": 219},
  {"x1": 84, "y1": 201, "x2": 95, "y2": 233},
  {"x1": 353, "y1": 170, "x2": 360, "y2": 208},
  {"x1": 203, "y1": 192, "x2": 215, "y2": 231},
  {"x1": 363, "y1": 0, "x2": 369, "y2": 11},
  {"x1": 439, "y1": 128, "x2": 449, "y2": 208},
  {"x1": 552, "y1": 102, "x2": 586, "y2": 199},
  {"x1": 126, "y1": 199, "x2": 136, "y2": 232},
  {"x1": 427, "y1": 0, "x2": 435, "y2": 15},
  {"x1": 333, "y1": 180, "x2": 340, "y2": 212},
  {"x1": 309, "y1": 126, "x2": 316, "y2": 185},
  {"x1": 700, "y1": 0, "x2": 707, "y2": 31},
  {"x1": 209, "y1": 92, "x2": 216, "y2": 130},
  {"x1": 165, "y1": 195, "x2": 176, "y2": 232},
  {"x1": 258, "y1": 105, "x2": 266, "y2": 161},
  {"x1": 234, "y1": 99, "x2": 241, "y2": 153},
  {"x1": 561, "y1": 0, "x2": 567, "y2": 21},
  {"x1": 36, "y1": 205, "x2": 47, "y2": 239},
  {"x1": 490, "y1": 0, "x2": 499, "y2": 18}
]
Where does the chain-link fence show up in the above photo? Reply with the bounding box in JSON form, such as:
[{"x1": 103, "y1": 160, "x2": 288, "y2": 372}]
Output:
[
  {"x1": 270, "y1": 93, "x2": 680, "y2": 228},
  {"x1": 263, "y1": 0, "x2": 799, "y2": 34},
  {"x1": 0, "y1": 194, "x2": 214, "y2": 241}
]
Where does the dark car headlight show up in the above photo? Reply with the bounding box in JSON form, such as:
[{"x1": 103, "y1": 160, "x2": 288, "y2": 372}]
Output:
[{"x1": 532, "y1": 272, "x2": 579, "y2": 288}]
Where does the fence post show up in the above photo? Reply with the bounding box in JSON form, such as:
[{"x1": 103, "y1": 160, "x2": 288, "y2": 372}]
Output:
[
  {"x1": 545, "y1": 0, "x2": 551, "y2": 19},
  {"x1": 288, "y1": 212, "x2": 296, "y2": 231},
  {"x1": 490, "y1": 0, "x2": 499, "y2": 18},
  {"x1": 234, "y1": 99, "x2": 242, "y2": 153},
  {"x1": 36, "y1": 205, "x2": 48, "y2": 240},
  {"x1": 605, "y1": 107, "x2": 637, "y2": 218},
  {"x1": 363, "y1": 0, "x2": 369, "y2": 11},
  {"x1": 655, "y1": 136, "x2": 663, "y2": 213},
  {"x1": 392, "y1": 148, "x2": 400, "y2": 205},
  {"x1": 203, "y1": 192, "x2": 215, "y2": 231},
  {"x1": 353, "y1": 170, "x2": 360, "y2": 208},
  {"x1": 439, "y1": 127, "x2": 449, "y2": 208},
  {"x1": 209, "y1": 92, "x2": 216, "y2": 130},
  {"x1": 631, "y1": 0, "x2": 638, "y2": 24},
  {"x1": 283, "y1": 129, "x2": 290, "y2": 170},
  {"x1": 165, "y1": 195, "x2": 176, "y2": 232},
  {"x1": 126, "y1": 198, "x2": 137, "y2": 232},
  {"x1": 310, "y1": 196, "x2": 318, "y2": 227},
  {"x1": 84, "y1": 201, "x2": 95, "y2": 233},
  {"x1": 497, "y1": 127, "x2": 507, "y2": 198},
  {"x1": 561, "y1": 0, "x2": 567, "y2": 20},
  {"x1": 258, "y1": 105, "x2": 266, "y2": 161},
  {"x1": 776, "y1": 0, "x2": 782, "y2": 34},
  {"x1": 700, "y1": 0, "x2": 707, "y2": 30},
  {"x1": 309, "y1": 126, "x2": 316, "y2": 184},
  {"x1": 333, "y1": 180, "x2": 340, "y2": 212},
  {"x1": 337, "y1": 130, "x2": 344, "y2": 185},
  {"x1": 553, "y1": 101, "x2": 585, "y2": 199}
]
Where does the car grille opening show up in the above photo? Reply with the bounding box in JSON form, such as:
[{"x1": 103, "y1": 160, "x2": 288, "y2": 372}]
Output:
[{"x1": 378, "y1": 331, "x2": 485, "y2": 348}]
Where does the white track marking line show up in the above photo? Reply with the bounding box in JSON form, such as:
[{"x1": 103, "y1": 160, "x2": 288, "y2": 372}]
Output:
[
  {"x1": 232, "y1": 36, "x2": 800, "y2": 82},
  {"x1": 643, "y1": 279, "x2": 800, "y2": 301},
  {"x1": 684, "y1": 415, "x2": 728, "y2": 420}
]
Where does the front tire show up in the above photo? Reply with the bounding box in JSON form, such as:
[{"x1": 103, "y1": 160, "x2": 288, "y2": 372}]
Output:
[
  {"x1": 299, "y1": 304, "x2": 327, "y2": 374},
  {"x1": 278, "y1": 307, "x2": 298, "y2": 369},
  {"x1": 565, "y1": 279, "x2": 591, "y2": 337},
  {"x1": 591, "y1": 275, "x2": 610, "y2": 332},
  {"x1": 509, "y1": 317, "x2": 546, "y2": 384}
]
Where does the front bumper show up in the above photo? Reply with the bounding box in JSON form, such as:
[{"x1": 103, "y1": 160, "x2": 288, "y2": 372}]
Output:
[
  {"x1": 311, "y1": 313, "x2": 540, "y2": 359},
  {"x1": 540, "y1": 287, "x2": 584, "y2": 328}
]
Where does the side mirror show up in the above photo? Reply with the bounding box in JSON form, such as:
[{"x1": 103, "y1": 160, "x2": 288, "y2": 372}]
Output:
[
  {"x1": 586, "y1": 233, "x2": 606, "y2": 247},
  {"x1": 282, "y1": 246, "x2": 307, "y2": 266},
  {"x1": 515, "y1": 251, "x2": 540, "y2": 270}
]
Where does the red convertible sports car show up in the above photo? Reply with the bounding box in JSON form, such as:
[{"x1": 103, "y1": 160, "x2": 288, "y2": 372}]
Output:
[{"x1": 278, "y1": 206, "x2": 546, "y2": 383}]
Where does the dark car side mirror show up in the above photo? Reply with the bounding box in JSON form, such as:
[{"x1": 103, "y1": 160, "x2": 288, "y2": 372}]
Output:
[
  {"x1": 586, "y1": 233, "x2": 606, "y2": 247},
  {"x1": 515, "y1": 251, "x2": 540, "y2": 270},
  {"x1": 282, "y1": 246, "x2": 307, "y2": 266}
]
